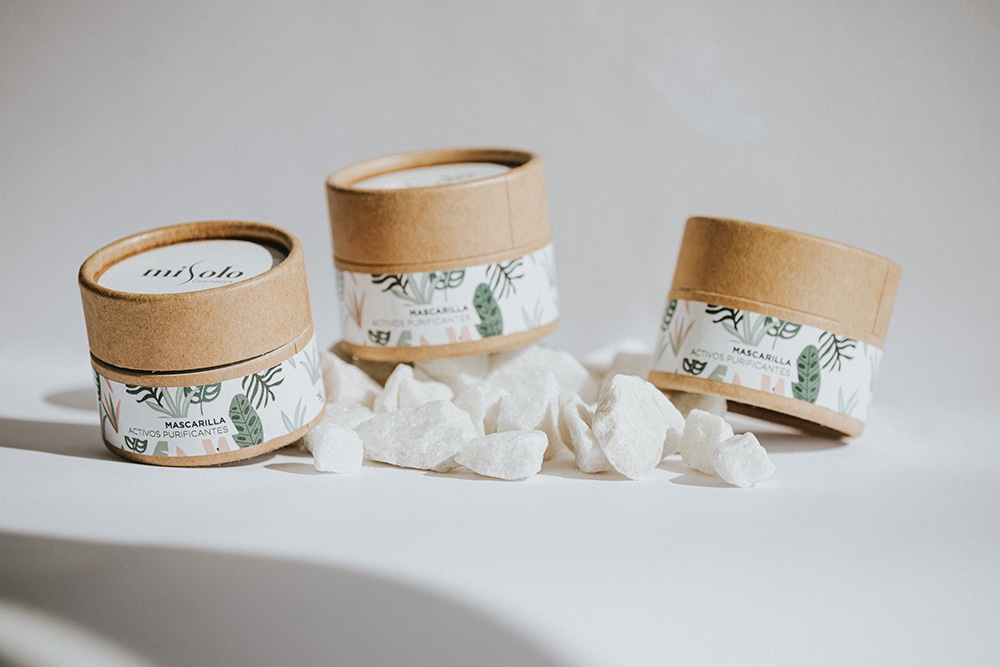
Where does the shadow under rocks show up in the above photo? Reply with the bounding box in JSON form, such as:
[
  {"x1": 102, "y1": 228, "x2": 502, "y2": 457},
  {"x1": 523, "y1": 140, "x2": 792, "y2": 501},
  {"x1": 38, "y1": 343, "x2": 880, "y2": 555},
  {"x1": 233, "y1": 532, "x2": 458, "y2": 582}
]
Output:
[
  {"x1": 659, "y1": 459, "x2": 733, "y2": 488},
  {"x1": 0, "y1": 532, "x2": 567, "y2": 667}
]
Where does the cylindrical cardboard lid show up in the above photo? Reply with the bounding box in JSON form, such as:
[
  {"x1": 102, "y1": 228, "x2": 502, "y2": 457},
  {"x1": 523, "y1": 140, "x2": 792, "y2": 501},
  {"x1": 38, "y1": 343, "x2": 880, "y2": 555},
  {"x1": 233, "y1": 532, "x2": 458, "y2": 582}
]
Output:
[
  {"x1": 326, "y1": 148, "x2": 551, "y2": 273},
  {"x1": 79, "y1": 221, "x2": 313, "y2": 372},
  {"x1": 670, "y1": 217, "x2": 901, "y2": 346}
]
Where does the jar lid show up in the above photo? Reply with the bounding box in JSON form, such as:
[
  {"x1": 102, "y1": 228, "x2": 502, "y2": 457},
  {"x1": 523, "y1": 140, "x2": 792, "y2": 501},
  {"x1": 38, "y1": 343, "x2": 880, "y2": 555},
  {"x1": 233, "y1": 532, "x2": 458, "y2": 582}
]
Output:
[
  {"x1": 79, "y1": 221, "x2": 313, "y2": 372},
  {"x1": 326, "y1": 148, "x2": 551, "y2": 273},
  {"x1": 670, "y1": 217, "x2": 900, "y2": 345}
]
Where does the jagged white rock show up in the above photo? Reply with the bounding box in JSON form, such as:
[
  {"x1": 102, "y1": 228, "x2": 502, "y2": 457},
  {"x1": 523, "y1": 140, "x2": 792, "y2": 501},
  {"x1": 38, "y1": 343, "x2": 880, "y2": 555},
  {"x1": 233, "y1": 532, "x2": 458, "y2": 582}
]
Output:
[
  {"x1": 680, "y1": 409, "x2": 735, "y2": 475},
  {"x1": 373, "y1": 363, "x2": 453, "y2": 413},
  {"x1": 663, "y1": 429, "x2": 683, "y2": 458},
  {"x1": 558, "y1": 393, "x2": 611, "y2": 473},
  {"x1": 453, "y1": 382, "x2": 509, "y2": 436},
  {"x1": 645, "y1": 381, "x2": 685, "y2": 442},
  {"x1": 592, "y1": 374, "x2": 667, "y2": 479},
  {"x1": 454, "y1": 430, "x2": 548, "y2": 480},
  {"x1": 319, "y1": 403, "x2": 373, "y2": 431},
  {"x1": 356, "y1": 400, "x2": 475, "y2": 472},
  {"x1": 305, "y1": 422, "x2": 364, "y2": 473},
  {"x1": 315, "y1": 339, "x2": 761, "y2": 486},
  {"x1": 593, "y1": 373, "x2": 684, "y2": 458},
  {"x1": 320, "y1": 350, "x2": 382, "y2": 408},
  {"x1": 712, "y1": 432, "x2": 775, "y2": 487},
  {"x1": 495, "y1": 370, "x2": 563, "y2": 458},
  {"x1": 489, "y1": 344, "x2": 600, "y2": 404},
  {"x1": 414, "y1": 354, "x2": 490, "y2": 393}
]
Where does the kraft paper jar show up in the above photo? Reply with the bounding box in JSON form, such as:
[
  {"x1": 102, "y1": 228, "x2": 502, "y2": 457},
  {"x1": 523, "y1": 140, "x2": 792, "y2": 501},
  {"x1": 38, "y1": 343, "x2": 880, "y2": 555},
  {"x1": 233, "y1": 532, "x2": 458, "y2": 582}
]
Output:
[
  {"x1": 78, "y1": 221, "x2": 326, "y2": 466},
  {"x1": 648, "y1": 216, "x2": 901, "y2": 437},
  {"x1": 326, "y1": 147, "x2": 559, "y2": 362}
]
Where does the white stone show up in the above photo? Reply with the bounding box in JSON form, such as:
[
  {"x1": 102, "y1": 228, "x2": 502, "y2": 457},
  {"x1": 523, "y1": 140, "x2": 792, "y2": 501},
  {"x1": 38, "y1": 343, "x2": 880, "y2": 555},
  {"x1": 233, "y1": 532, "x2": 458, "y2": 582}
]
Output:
[
  {"x1": 495, "y1": 370, "x2": 563, "y2": 458},
  {"x1": 489, "y1": 344, "x2": 599, "y2": 404},
  {"x1": 453, "y1": 382, "x2": 509, "y2": 436},
  {"x1": 356, "y1": 400, "x2": 476, "y2": 472},
  {"x1": 414, "y1": 354, "x2": 490, "y2": 393},
  {"x1": 680, "y1": 409, "x2": 735, "y2": 475},
  {"x1": 556, "y1": 392, "x2": 578, "y2": 452},
  {"x1": 373, "y1": 363, "x2": 453, "y2": 413},
  {"x1": 669, "y1": 391, "x2": 728, "y2": 418},
  {"x1": 591, "y1": 374, "x2": 667, "y2": 479},
  {"x1": 320, "y1": 350, "x2": 382, "y2": 408},
  {"x1": 643, "y1": 381, "x2": 685, "y2": 443},
  {"x1": 712, "y1": 432, "x2": 775, "y2": 487},
  {"x1": 662, "y1": 428, "x2": 683, "y2": 457},
  {"x1": 327, "y1": 343, "x2": 399, "y2": 385},
  {"x1": 397, "y1": 374, "x2": 453, "y2": 409},
  {"x1": 558, "y1": 393, "x2": 611, "y2": 473},
  {"x1": 320, "y1": 403, "x2": 373, "y2": 431},
  {"x1": 372, "y1": 363, "x2": 410, "y2": 413},
  {"x1": 454, "y1": 430, "x2": 548, "y2": 480},
  {"x1": 306, "y1": 422, "x2": 364, "y2": 473}
]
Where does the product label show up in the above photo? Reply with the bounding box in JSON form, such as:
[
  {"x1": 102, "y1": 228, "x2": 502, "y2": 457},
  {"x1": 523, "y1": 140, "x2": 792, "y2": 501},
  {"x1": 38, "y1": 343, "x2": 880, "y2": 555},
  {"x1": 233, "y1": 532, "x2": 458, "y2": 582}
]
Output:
[
  {"x1": 97, "y1": 239, "x2": 284, "y2": 294},
  {"x1": 337, "y1": 243, "x2": 559, "y2": 349},
  {"x1": 652, "y1": 299, "x2": 883, "y2": 421},
  {"x1": 351, "y1": 162, "x2": 511, "y2": 190},
  {"x1": 95, "y1": 335, "x2": 326, "y2": 458}
]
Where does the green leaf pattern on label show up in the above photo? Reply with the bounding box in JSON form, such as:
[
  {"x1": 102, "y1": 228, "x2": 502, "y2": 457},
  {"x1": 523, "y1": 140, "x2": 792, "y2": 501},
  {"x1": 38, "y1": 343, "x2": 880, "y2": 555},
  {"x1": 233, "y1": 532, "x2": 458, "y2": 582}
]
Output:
[
  {"x1": 652, "y1": 299, "x2": 884, "y2": 421},
  {"x1": 338, "y1": 243, "x2": 559, "y2": 348},
  {"x1": 474, "y1": 283, "x2": 503, "y2": 337},
  {"x1": 95, "y1": 335, "x2": 326, "y2": 459},
  {"x1": 229, "y1": 393, "x2": 264, "y2": 448},
  {"x1": 241, "y1": 365, "x2": 283, "y2": 409},
  {"x1": 792, "y1": 345, "x2": 821, "y2": 403}
]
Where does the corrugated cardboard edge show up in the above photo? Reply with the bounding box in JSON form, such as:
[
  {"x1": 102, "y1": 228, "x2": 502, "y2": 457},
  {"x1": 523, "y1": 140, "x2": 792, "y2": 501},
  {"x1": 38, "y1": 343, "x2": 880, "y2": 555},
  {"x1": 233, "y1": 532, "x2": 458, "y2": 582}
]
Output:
[
  {"x1": 339, "y1": 318, "x2": 559, "y2": 362},
  {"x1": 79, "y1": 221, "x2": 313, "y2": 371},
  {"x1": 327, "y1": 147, "x2": 551, "y2": 274}
]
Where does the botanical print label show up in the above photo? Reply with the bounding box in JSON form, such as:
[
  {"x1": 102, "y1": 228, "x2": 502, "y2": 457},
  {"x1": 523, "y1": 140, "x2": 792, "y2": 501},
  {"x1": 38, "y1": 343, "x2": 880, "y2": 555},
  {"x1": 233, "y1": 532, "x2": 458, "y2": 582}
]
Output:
[
  {"x1": 97, "y1": 239, "x2": 284, "y2": 294},
  {"x1": 337, "y1": 244, "x2": 559, "y2": 349},
  {"x1": 652, "y1": 299, "x2": 883, "y2": 421},
  {"x1": 95, "y1": 336, "x2": 326, "y2": 458}
]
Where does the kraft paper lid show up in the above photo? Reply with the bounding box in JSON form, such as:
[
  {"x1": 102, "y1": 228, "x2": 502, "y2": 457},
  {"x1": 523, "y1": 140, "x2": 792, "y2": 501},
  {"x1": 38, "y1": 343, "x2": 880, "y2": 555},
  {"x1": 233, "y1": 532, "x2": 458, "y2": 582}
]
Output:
[
  {"x1": 670, "y1": 217, "x2": 901, "y2": 346},
  {"x1": 326, "y1": 148, "x2": 551, "y2": 274},
  {"x1": 79, "y1": 221, "x2": 313, "y2": 372}
]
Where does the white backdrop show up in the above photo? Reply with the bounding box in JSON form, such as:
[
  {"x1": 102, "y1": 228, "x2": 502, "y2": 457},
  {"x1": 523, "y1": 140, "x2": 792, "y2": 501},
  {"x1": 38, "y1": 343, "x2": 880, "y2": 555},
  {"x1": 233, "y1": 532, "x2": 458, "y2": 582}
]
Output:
[{"x1": 2, "y1": 1, "x2": 998, "y2": 410}]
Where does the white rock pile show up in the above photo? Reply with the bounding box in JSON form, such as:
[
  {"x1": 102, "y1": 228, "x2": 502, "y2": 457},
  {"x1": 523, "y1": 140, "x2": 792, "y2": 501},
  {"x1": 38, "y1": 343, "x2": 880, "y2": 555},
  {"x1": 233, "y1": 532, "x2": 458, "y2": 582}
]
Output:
[{"x1": 301, "y1": 343, "x2": 775, "y2": 486}]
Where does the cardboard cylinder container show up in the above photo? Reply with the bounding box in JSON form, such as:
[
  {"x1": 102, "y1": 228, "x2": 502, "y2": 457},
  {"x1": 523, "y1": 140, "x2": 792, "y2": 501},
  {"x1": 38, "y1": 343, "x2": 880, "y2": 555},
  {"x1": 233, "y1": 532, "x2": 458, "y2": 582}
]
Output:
[
  {"x1": 648, "y1": 216, "x2": 901, "y2": 437},
  {"x1": 326, "y1": 147, "x2": 559, "y2": 362},
  {"x1": 79, "y1": 221, "x2": 327, "y2": 466}
]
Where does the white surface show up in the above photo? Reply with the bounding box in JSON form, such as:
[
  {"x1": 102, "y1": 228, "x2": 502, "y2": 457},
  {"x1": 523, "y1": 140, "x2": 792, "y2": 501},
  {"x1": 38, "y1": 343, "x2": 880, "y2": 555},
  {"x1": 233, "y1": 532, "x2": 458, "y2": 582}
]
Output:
[
  {"x1": 96, "y1": 239, "x2": 282, "y2": 294},
  {"x1": 2, "y1": 2, "x2": 999, "y2": 666},
  {"x1": 351, "y1": 162, "x2": 512, "y2": 189},
  {"x1": 0, "y1": 600, "x2": 157, "y2": 667},
  {"x1": 2, "y1": 351, "x2": 999, "y2": 666}
]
